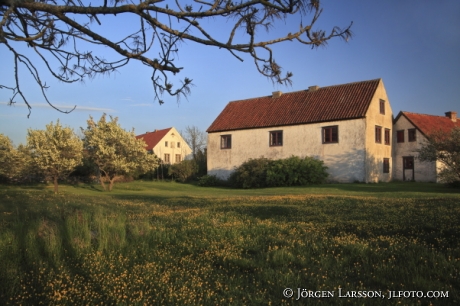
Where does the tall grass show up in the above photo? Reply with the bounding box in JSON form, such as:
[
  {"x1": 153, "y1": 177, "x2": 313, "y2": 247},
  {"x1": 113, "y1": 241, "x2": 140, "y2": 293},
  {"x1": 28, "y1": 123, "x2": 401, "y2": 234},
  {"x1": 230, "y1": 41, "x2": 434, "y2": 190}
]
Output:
[{"x1": 0, "y1": 183, "x2": 459, "y2": 305}]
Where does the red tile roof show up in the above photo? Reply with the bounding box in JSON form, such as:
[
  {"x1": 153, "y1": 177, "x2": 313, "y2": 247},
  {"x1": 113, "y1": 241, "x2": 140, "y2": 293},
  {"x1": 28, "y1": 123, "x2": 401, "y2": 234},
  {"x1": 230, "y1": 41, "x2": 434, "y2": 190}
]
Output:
[
  {"x1": 136, "y1": 128, "x2": 172, "y2": 151},
  {"x1": 207, "y1": 79, "x2": 381, "y2": 133},
  {"x1": 396, "y1": 111, "x2": 460, "y2": 137}
]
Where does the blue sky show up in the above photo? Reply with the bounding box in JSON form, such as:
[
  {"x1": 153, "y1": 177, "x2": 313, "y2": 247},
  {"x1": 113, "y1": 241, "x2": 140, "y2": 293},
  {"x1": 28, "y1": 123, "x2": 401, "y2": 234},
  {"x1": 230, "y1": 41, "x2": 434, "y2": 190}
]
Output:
[{"x1": 1, "y1": 1, "x2": 459, "y2": 145}]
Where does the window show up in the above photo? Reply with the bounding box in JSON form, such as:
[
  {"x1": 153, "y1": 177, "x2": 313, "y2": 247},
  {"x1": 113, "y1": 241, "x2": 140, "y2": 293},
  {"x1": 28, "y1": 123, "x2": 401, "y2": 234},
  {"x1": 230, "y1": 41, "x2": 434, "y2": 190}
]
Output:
[
  {"x1": 269, "y1": 131, "x2": 283, "y2": 146},
  {"x1": 164, "y1": 153, "x2": 170, "y2": 163},
  {"x1": 380, "y1": 99, "x2": 385, "y2": 115},
  {"x1": 384, "y1": 129, "x2": 391, "y2": 145},
  {"x1": 375, "y1": 126, "x2": 382, "y2": 143},
  {"x1": 403, "y1": 156, "x2": 415, "y2": 181},
  {"x1": 322, "y1": 126, "x2": 338, "y2": 143},
  {"x1": 221, "y1": 135, "x2": 231, "y2": 149},
  {"x1": 165, "y1": 141, "x2": 168, "y2": 147},
  {"x1": 383, "y1": 158, "x2": 390, "y2": 173},
  {"x1": 397, "y1": 130, "x2": 404, "y2": 143},
  {"x1": 177, "y1": 142, "x2": 181, "y2": 148},
  {"x1": 175, "y1": 154, "x2": 181, "y2": 163},
  {"x1": 403, "y1": 156, "x2": 414, "y2": 169},
  {"x1": 408, "y1": 129, "x2": 416, "y2": 142}
]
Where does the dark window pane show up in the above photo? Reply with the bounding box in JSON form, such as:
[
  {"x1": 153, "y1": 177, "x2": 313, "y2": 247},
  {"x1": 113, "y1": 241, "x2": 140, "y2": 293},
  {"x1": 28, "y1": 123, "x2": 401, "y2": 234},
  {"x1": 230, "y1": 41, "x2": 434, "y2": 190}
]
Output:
[
  {"x1": 323, "y1": 126, "x2": 338, "y2": 143},
  {"x1": 270, "y1": 131, "x2": 283, "y2": 146},
  {"x1": 383, "y1": 158, "x2": 390, "y2": 173},
  {"x1": 375, "y1": 126, "x2": 382, "y2": 143},
  {"x1": 408, "y1": 129, "x2": 416, "y2": 142},
  {"x1": 221, "y1": 135, "x2": 232, "y2": 149},
  {"x1": 397, "y1": 130, "x2": 404, "y2": 143},
  {"x1": 380, "y1": 99, "x2": 385, "y2": 115},
  {"x1": 385, "y1": 129, "x2": 390, "y2": 145}
]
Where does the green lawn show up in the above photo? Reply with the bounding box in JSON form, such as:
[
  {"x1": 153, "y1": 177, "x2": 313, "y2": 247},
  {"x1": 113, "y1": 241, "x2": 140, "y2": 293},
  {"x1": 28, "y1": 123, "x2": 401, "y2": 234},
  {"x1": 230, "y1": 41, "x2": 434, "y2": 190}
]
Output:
[{"x1": 0, "y1": 181, "x2": 459, "y2": 305}]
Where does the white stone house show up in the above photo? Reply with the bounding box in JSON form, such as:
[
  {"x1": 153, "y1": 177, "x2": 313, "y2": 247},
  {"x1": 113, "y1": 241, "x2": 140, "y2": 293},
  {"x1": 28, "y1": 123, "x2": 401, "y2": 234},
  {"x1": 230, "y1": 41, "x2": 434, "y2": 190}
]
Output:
[
  {"x1": 393, "y1": 111, "x2": 459, "y2": 182},
  {"x1": 206, "y1": 79, "x2": 393, "y2": 183},
  {"x1": 136, "y1": 127, "x2": 192, "y2": 164}
]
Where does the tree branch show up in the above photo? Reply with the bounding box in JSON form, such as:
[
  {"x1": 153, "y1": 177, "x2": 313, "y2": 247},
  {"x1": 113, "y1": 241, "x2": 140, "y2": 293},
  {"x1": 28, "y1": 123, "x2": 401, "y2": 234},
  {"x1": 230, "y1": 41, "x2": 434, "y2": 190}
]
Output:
[{"x1": 1, "y1": 0, "x2": 353, "y2": 115}]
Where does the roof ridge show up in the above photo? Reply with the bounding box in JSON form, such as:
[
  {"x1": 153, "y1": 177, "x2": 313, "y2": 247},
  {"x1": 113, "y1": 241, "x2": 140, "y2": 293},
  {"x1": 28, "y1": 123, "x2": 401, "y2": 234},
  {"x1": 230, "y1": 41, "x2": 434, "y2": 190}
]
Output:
[
  {"x1": 137, "y1": 127, "x2": 172, "y2": 136},
  {"x1": 402, "y1": 111, "x2": 452, "y2": 118},
  {"x1": 229, "y1": 78, "x2": 381, "y2": 103}
]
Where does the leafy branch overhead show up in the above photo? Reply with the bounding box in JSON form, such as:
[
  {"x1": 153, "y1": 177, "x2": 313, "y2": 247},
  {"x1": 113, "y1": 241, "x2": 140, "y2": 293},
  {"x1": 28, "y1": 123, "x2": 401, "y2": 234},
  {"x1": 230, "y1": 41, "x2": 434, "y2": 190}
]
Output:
[{"x1": 0, "y1": 0, "x2": 353, "y2": 116}]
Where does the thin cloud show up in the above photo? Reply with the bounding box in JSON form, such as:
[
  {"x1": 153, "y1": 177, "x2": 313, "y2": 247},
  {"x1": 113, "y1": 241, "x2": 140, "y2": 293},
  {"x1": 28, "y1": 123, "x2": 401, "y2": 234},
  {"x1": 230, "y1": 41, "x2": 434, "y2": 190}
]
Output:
[
  {"x1": 1, "y1": 102, "x2": 115, "y2": 113},
  {"x1": 0, "y1": 114, "x2": 24, "y2": 118}
]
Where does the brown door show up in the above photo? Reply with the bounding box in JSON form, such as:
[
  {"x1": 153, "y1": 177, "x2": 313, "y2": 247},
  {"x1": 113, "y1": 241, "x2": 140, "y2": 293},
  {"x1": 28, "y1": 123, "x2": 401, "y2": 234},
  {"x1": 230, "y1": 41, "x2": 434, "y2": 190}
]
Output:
[{"x1": 403, "y1": 156, "x2": 414, "y2": 181}]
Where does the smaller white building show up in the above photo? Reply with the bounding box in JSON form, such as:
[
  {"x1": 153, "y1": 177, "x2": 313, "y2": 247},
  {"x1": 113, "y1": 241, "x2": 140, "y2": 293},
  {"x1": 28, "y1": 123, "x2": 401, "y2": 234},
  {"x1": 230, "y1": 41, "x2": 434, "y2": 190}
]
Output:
[
  {"x1": 393, "y1": 111, "x2": 459, "y2": 182},
  {"x1": 136, "y1": 127, "x2": 192, "y2": 164}
]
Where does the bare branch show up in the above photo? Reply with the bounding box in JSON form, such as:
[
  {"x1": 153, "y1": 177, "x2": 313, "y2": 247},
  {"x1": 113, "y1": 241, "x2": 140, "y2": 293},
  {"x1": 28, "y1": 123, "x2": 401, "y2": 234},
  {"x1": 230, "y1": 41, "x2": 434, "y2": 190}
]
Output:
[{"x1": 1, "y1": 0, "x2": 353, "y2": 115}]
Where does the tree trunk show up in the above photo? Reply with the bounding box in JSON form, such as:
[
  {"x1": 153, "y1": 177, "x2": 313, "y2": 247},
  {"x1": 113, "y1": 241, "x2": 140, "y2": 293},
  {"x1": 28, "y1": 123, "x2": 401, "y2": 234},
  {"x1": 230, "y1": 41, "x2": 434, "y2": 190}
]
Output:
[
  {"x1": 100, "y1": 175, "x2": 107, "y2": 191},
  {"x1": 109, "y1": 177, "x2": 115, "y2": 191},
  {"x1": 53, "y1": 176, "x2": 58, "y2": 194}
]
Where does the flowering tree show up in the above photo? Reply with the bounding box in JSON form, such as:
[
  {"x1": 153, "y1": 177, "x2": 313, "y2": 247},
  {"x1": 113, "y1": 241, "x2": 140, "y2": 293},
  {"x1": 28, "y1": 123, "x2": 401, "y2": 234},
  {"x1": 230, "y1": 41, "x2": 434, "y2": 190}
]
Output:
[
  {"x1": 0, "y1": 133, "x2": 24, "y2": 181},
  {"x1": 82, "y1": 114, "x2": 159, "y2": 191},
  {"x1": 417, "y1": 127, "x2": 460, "y2": 184},
  {"x1": 1, "y1": 0, "x2": 353, "y2": 116},
  {"x1": 27, "y1": 120, "x2": 83, "y2": 193}
]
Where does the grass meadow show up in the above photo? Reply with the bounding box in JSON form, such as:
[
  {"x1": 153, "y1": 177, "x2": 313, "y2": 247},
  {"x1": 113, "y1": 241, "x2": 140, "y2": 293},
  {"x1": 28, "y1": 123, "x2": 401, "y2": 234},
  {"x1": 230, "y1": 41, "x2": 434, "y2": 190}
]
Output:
[{"x1": 0, "y1": 181, "x2": 459, "y2": 305}]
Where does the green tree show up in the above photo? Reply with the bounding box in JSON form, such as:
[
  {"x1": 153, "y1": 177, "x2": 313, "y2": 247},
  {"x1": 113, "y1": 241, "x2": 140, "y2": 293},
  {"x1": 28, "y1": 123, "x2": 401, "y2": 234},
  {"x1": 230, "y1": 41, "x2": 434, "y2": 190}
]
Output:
[
  {"x1": 1, "y1": 0, "x2": 352, "y2": 115},
  {"x1": 82, "y1": 114, "x2": 159, "y2": 191},
  {"x1": 27, "y1": 120, "x2": 83, "y2": 193},
  {"x1": 195, "y1": 148, "x2": 207, "y2": 177},
  {"x1": 417, "y1": 127, "x2": 460, "y2": 184},
  {"x1": 168, "y1": 159, "x2": 198, "y2": 182}
]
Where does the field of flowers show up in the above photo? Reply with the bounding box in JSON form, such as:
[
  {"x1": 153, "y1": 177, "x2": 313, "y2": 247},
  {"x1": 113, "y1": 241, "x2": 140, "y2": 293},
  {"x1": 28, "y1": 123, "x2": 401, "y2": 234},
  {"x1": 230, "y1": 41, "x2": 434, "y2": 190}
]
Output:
[{"x1": 0, "y1": 182, "x2": 459, "y2": 305}]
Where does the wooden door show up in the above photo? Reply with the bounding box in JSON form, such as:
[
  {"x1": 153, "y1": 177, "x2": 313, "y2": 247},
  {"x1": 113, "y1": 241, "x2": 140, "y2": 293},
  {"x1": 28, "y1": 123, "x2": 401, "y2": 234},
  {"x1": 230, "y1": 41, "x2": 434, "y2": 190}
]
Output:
[{"x1": 403, "y1": 156, "x2": 414, "y2": 181}]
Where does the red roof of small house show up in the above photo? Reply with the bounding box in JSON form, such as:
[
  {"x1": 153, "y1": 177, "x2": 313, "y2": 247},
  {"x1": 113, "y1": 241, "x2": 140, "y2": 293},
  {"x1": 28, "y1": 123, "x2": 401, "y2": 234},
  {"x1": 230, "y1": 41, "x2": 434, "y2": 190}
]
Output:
[
  {"x1": 136, "y1": 128, "x2": 172, "y2": 151},
  {"x1": 395, "y1": 111, "x2": 460, "y2": 138},
  {"x1": 207, "y1": 79, "x2": 381, "y2": 133}
]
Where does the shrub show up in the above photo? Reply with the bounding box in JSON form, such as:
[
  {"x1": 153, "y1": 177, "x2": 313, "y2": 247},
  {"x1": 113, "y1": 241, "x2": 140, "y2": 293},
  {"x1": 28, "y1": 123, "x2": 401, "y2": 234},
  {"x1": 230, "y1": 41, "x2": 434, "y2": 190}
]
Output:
[
  {"x1": 229, "y1": 156, "x2": 328, "y2": 188},
  {"x1": 197, "y1": 175, "x2": 225, "y2": 187},
  {"x1": 446, "y1": 180, "x2": 460, "y2": 189},
  {"x1": 228, "y1": 157, "x2": 271, "y2": 189},
  {"x1": 141, "y1": 163, "x2": 173, "y2": 181},
  {"x1": 169, "y1": 160, "x2": 198, "y2": 182}
]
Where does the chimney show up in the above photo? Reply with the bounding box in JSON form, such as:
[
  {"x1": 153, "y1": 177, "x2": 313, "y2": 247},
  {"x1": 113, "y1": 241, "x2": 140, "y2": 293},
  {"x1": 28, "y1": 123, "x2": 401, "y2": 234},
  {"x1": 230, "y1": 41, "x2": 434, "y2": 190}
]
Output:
[
  {"x1": 309, "y1": 85, "x2": 320, "y2": 92},
  {"x1": 272, "y1": 91, "x2": 282, "y2": 98},
  {"x1": 445, "y1": 111, "x2": 457, "y2": 122}
]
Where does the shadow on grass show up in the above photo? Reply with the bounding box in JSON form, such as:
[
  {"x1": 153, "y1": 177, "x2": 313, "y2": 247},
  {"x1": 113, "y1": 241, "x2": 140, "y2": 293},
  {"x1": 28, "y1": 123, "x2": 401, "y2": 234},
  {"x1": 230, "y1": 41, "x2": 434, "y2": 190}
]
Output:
[{"x1": 298, "y1": 181, "x2": 460, "y2": 196}]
